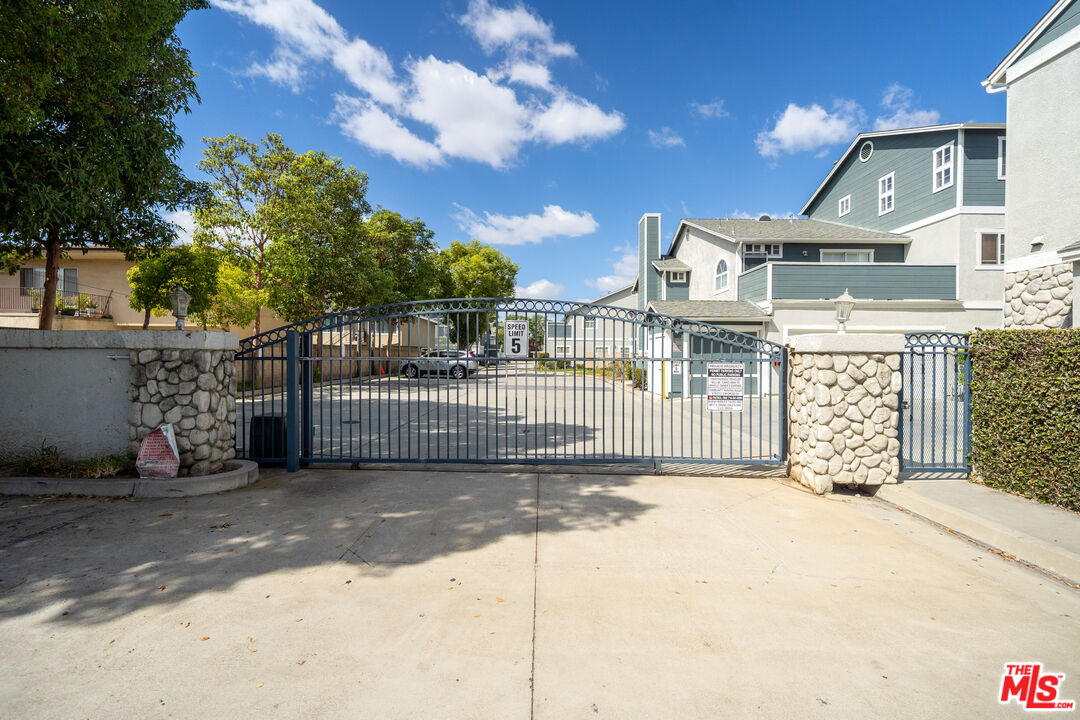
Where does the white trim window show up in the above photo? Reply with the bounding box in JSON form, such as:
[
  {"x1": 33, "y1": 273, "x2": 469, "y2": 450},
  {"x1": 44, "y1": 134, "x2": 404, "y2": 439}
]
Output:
[
  {"x1": 821, "y1": 249, "x2": 874, "y2": 263},
  {"x1": 583, "y1": 317, "x2": 596, "y2": 331},
  {"x1": 838, "y1": 194, "x2": 851, "y2": 217},
  {"x1": 742, "y1": 243, "x2": 782, "y2": 258},
  {"x1": 977, "y1": 231, "x2": 1005, "y2": 267},
  {"x1": 932, "y1": 143, "x2": 954, "y2": 192},
  {"x1": 714, "y1": 259, "x2": 729, "y2": 292},
  {"x1": 668, "y1": 271, "x2": 687, "y2": 283},
  {"x1": 997, "y1": 136, "x2": 1006, "y2": 180},
  {"x1": 878, "y1": 172, "x2": 895, "y2": 215}
]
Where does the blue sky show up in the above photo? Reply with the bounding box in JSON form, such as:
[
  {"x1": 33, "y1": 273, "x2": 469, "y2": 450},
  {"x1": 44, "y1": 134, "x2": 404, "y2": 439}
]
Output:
[{"x1": 171, "y1": 0, "x2": 1038, "y2": 302}]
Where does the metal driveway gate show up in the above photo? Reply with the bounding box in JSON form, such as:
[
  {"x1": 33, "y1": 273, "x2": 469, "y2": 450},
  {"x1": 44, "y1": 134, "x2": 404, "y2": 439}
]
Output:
[
  {"x1": 234, "y1": 298, "x2": 786, "y2": 470},
  {"x1": 899, "y1": 332, "x2": 971, "y2": 472}
]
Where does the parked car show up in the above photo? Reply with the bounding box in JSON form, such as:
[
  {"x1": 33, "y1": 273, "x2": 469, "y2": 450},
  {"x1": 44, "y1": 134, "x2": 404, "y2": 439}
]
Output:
[
  {"x1": 399, "y1": 350, "x2": 479, "y2": 379},
  {"x1": 472, "y1": 348, "x2": 502, "y2": 367}
]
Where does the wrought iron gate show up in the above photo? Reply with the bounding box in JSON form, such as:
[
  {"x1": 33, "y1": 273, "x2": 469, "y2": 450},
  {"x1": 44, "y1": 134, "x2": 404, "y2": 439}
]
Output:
[
  {"x1": 899, "y1": 332, "x2": 971, "y2": 472},
  {"x1": 234, "y1": 298, "x2": 786, "y2": 470}
]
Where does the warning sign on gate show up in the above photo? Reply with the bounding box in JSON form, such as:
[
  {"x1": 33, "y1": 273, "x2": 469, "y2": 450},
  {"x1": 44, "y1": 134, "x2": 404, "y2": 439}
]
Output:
[
  {"x1": 504, "y1": 319, "x2": 529, "y2": 357},
  {"x1": 707, "y1": 362, "x2": 743, "y2": 412}
]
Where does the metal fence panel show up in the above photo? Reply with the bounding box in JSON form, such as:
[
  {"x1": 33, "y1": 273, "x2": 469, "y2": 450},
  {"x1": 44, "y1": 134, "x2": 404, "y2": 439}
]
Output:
[
  {"x1": 234, "y1": 298, "x2": 787, "y2": 468},
  {"x1": 899, "y1": 332, "x2": 971, "y2": 472}
]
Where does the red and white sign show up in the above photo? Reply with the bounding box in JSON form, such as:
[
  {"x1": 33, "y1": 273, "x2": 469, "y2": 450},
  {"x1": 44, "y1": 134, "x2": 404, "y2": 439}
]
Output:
[
  {"x1": 999, "y1": 663, "x2": 1075, "y2": 711},
  {"x1": 136, "y1": 424, "x2": 180, "y2": 479}
]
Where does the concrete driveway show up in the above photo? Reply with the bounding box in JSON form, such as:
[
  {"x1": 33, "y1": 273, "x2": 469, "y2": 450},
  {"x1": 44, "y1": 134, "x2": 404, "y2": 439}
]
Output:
[{"x1": 1, "y1": 469, "x2": 1077, "y2": 719}]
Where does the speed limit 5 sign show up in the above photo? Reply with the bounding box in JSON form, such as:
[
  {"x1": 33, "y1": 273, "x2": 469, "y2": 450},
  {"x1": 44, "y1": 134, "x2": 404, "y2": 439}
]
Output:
[{"x1": 504, "y1": 320, "x2": 529, "y2": 357}]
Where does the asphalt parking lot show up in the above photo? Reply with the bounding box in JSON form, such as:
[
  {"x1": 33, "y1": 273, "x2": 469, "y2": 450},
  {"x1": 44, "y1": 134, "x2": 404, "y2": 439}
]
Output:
[{"x1": 1, "y1": 468, "x2": 1077, "y2": 719}]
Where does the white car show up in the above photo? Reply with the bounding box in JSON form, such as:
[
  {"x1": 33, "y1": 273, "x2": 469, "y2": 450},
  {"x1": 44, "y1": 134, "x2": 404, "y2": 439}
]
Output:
[{"x1": 399, "y1": 350, "x2": 479, "y2": 379}]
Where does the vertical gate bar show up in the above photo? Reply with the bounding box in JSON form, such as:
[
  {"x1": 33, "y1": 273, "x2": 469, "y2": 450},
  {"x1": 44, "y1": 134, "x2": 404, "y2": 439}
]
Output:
[{"x1": 286, "y1": 330, "x2": 299, "y2": 472}]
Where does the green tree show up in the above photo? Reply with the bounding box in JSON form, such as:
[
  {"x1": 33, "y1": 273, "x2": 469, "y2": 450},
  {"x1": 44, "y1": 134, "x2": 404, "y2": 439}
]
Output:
[
  {"x1": 194, "y1": 262, "x2": 266, "y2": 330},
  {"x1": 194, "y1": 133, "x2": 373, "y2": 329},
  {"x1": 0, "y1": 0, "x2": 208, "y2": 329},
  {"x1": 127, "y1": 246, "x2": 220, "y2": 329},
  {"x1": 435, "y1": 240, "x2": 518, "y2": 347}
]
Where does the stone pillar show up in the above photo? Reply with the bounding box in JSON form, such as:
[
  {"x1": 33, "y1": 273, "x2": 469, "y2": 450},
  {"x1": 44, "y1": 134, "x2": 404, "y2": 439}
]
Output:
[
  {"x1": 1004, "y1": 262, "x2": 1074, "y2": 328},
  {"x1": 787, "y1": 335, "x2": 904, "y2": 495},
  {"x1": 127, "y1": 332, "x2": 238, "y2": 477}
]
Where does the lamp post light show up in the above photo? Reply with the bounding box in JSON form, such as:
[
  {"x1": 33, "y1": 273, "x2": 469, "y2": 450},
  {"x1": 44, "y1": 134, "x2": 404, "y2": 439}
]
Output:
[
  {"x1": 834, "y1": 288, "x2": 855, "y2": 335},
  {"x1": 168, "y1": 286, "x2": 191, "y2": 330}
]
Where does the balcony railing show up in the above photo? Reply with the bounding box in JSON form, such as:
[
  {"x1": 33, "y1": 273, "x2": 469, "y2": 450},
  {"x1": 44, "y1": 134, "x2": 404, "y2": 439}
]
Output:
[
  {"x1": 0, "y1": 287, "x2": 113, "y2": 318},
  {"x1": 737, "y1": 262, "x2": 957, "y2": 304}
]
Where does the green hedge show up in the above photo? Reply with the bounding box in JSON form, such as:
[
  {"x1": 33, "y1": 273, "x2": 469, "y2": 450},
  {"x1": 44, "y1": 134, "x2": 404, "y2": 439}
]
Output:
[{"x1": 969, "y1": 329, "x2": 1080, "y2": 510}]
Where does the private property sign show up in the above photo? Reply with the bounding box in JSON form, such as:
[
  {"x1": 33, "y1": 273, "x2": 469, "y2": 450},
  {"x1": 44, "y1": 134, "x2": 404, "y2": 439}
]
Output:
[
  {"x1": 504, "y1": 320, "x2": 529, "y2": 357},
  {"x1": 706, "y1": 362, "x2": 743, "y2": 412}
]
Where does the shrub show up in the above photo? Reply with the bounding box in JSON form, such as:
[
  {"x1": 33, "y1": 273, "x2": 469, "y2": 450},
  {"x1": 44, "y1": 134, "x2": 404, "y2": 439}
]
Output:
[
  {"x1": 72, "y1": 453, "x2": 136, "y2": 479},
  {"x1": 17, "y1": 441, "x2": 65, "y2": 475},
  {"x1": 969, "y1": 329, "x2": 1080, "y2": 511}
]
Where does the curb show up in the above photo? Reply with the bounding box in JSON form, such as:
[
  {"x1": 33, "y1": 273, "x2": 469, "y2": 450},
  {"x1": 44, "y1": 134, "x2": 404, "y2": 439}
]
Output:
[
  {"x1": 876, "y1": 483, "x2": 1080, "y2": 586},
  {"x1": 0, "y1": 460, "x2": 260, "y2": 499}
]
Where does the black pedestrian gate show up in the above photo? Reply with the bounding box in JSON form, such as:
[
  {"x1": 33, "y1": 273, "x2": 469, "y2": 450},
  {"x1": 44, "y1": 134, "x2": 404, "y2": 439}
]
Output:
[
  {"x1": 234, "y1": 298, "x2": 786, "y2": 470},
  {"x1": 899, "y1": 332, "x2": 971, "y2": 472}
]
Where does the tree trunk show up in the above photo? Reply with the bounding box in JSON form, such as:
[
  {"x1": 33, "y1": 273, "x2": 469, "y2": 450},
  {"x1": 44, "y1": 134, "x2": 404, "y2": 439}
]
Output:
[
  {"x1": 142, "y1": 308, "x2": 151, "y2": 330},
  {"x1": 37, "y1": 227, "x2": 61, "y2": 330}
]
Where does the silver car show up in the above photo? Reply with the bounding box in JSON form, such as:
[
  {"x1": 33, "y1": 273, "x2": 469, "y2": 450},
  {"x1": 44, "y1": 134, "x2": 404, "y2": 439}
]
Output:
[{"x1": 399, "y1": 350, "x2": 479, "y2": 379}]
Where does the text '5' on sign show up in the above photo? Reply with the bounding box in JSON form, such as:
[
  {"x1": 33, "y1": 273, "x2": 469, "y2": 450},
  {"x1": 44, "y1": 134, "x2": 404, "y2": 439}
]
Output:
[{"x1": 504, "y1": 320, "x2": 529, "y2": 357}]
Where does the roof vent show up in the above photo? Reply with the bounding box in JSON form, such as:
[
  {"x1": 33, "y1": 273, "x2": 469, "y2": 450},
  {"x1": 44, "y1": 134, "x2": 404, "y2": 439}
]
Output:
[
  {"x1": 859, "y1": 141, "x2": 874, "y2": 162},
  {"x1": 758, "y1": 214, "x2": 772, "y2": 221}
]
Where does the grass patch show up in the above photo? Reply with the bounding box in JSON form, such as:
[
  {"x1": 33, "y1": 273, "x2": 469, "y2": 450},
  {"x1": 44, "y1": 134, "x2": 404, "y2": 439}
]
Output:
[{"x1": 5, "y1": 442, "x2": 136, "y2": 479}]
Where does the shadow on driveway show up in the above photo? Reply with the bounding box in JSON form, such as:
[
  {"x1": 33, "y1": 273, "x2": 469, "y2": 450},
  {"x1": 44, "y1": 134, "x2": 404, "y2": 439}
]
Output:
[{"x1": 0, "y1": 468, "x2": 654, "y2": 625}]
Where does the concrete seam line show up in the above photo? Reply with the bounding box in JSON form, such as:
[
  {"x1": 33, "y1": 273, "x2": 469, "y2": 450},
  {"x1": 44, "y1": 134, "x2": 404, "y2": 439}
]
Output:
[
  {"x1": 529, "y1": 472, "x2": 540, "y2": 720},
  {"x1": 874, "y1": 497, "x2": 1080, "y2": 590}
]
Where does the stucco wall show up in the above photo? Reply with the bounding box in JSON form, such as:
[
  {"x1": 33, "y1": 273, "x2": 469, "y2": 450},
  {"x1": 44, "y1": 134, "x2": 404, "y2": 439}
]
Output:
[
  {"x1": 763, "y1": 303, "x2": 1001, "y2": 344},
  {"x1": 902, "y1": 212, "x2": 1005, "y2": 305},
  {"x1": 1005, "y1": 44, "x2": 1080, "y2": 259},
  {"x1": 0, "y1": 330, "x2": 237, "y2": 466},
  {"x1": 675, "y1": 226, "x2": 739, "y2": 301}
]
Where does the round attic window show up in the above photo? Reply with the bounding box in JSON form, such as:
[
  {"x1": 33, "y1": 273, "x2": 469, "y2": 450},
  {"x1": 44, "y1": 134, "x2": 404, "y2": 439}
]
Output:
[{"x1": 859, "y1": 141, "x2": 874, "y2": 162}]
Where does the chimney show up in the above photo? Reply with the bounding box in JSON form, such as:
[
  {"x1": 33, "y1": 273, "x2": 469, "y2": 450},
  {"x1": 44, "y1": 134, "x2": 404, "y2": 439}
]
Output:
[{"x1": 638, "y1": 214, "x2": 662, "y2": 308}]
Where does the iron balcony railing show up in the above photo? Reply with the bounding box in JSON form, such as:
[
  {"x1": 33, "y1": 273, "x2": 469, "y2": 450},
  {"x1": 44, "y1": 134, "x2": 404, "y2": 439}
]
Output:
[{"x1": 0, "y1": 287, "x2": 113, "y2": 318}]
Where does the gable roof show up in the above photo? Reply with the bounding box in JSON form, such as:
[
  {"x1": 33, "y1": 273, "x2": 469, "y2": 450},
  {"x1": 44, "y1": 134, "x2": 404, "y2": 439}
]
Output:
[
  {"x1": 589, "y1": 282, "x2": 635, "y2": 304},
  {"x1": 798, "y1": 123, "x2": 1006, "y2": 216},
  {"x1": 647, "y1": 300, "x2": 769, "y2": 322},
  {"x1": 985, "y1": 0, "x2": 1079, "y2": 90},
  {"x1": 652, "y1": 258, "x2": 690, "y2": 272},
  {"x1": 668, "y1": 217, "x2": 908, "y2": 256}
]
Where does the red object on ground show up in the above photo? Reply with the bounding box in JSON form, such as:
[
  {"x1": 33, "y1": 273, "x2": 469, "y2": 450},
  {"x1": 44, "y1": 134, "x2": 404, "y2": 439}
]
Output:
[
  {"x1": 136, "y1": 425, "x2": 179, "y2": 478},
  {"x1": 380, "y1": 364, "x2": 386, "y2": 375}
]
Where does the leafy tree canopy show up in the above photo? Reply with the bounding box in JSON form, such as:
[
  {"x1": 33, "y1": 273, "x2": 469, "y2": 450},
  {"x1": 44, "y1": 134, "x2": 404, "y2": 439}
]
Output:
[
  {"x1": 127, "y1": 245, "x2": 219, "y2": 329},
  {"x1": 0, "y1": 0, "x2": 209, "y2": 328},
  {"x1": 435, "y1": 240, "x2": 519, "y2": 347}
]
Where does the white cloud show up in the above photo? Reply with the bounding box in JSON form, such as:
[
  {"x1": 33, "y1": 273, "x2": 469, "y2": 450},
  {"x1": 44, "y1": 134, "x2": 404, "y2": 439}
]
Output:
[
  {"x1": 220, "y1": 0, "x2": 625, "y2": 169},
  {"x1": 407, "y1": 57, "x2": 529, "y2": 168},
  {"x1": 728, "y1": 209, "x2": 798, "y2": 220},
  {"x1": 459, "y1": 0, "x2": 575, "y2": 59},
  {"x1": 489, "y1": 61, "x2": 553, "y2": 90},
  {"x1": 691, "y1": 99, "x2": 730, "y2": 119},
  {"x1": 756, "y1": 99, "x2": 865, "y2": 158},
  {"x1": 873, "y1": 83, "x2": 941, "y2": 131},
  {"x1": 515, "y1": 278, "x2": 565, "y2": 298},
  {"x1": 454, "y1": 203, "x2": 598, "y2": 246},
  {"x1": 587, "y1": 244, "x2": 638, "y2": 293},
  {"x1": 648, "y1": 127, "x2": 685, "y2": 149},
  {"x1": 332, "y1": 39, "x2": 402, "y2": 106},
  {"x1": 163, "y1": 209, "x2": 194, "y2": 244},
  {"x1": 530, "y1": 93, "x2": 625, "y2": 145},
  {"x1": 335, "y1": 96, "x2": 444, "y2": 168}
]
